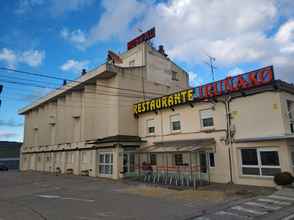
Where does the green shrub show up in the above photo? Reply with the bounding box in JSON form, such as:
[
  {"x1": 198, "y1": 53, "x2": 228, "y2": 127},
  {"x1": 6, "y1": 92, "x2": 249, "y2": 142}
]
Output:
[{"x1": 274, "y1": 172, "x2": 294, "y2": 185}]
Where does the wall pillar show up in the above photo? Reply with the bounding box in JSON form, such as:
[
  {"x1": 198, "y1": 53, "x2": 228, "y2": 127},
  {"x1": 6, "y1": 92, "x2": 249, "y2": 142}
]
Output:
[
  {"x1": 61, "y1": 151, "x2": 66, "y2": 173},
  {"x1": 113, "y1": 144, "x2": 123, "y2": 180},
  {"x1": 74, "y1": 150, "x2": 80, "y2": 175},
  {"x1": 89, "y1": 149, "x2": 97, "y2": 177}
]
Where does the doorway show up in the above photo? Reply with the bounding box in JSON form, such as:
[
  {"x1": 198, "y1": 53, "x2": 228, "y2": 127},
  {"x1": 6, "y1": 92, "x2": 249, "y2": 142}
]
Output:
[
  {"x1": 199, "y1": 151, "x2": 209, "y2": 181},
  {"x1": 123, "y1": 151, "x2": 136, "y2": 177}
]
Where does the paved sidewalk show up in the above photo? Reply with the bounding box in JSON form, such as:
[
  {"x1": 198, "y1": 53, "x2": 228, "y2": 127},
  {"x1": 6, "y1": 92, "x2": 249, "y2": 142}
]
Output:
[{"x1": 191, "y1": 188, "x2": 294, "y2": 220}]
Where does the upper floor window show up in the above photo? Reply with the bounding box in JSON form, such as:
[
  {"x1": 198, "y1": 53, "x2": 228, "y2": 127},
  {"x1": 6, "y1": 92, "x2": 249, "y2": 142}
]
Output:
[
  {"x1": 287, "y1": 100, "x2": 294, "y2": 133},
  {"x1": 240, "y1": 148, "x2": 280, "y2": 176},
  {"x1": 174, "y1": 154, "x2": 183, "y2": 166},
  {"x1": 146, "y1": 119, "x2": 155, "y2": 135},
  {"x1": 150, "y1": 153, "x2": 157, "y2": 165},
  {"x1": 170, "y1": 114, "x2": 181, "y2": 132},
  {"x1": 129, "y1": 60, "x2": 135, "y2": 67},
  {"x1": 172, "y1": 71, "x2": 178, "y2": 81},
  {"x1": 200, "y1": 109, "x2": 214, "y2": 128}
]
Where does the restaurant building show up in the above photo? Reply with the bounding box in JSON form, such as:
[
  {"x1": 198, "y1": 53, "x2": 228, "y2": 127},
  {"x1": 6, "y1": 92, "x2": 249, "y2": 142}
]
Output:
[
  {"x1": 135, "y1": 66, "x2": 294, "y2": 187},
  {"x1": 19, "y1": 28, "x2": 294, "y2": 187}
]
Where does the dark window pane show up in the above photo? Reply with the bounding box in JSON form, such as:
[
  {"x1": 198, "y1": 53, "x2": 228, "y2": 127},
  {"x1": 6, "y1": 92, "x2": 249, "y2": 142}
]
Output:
[
  {"x1": 242, "y1": 167, "x2": 260, "y2": 175},
  {"x1": 172, "y1": 121, "x2": 181, "y2": 130},
  {"x1": 148, "y1": 126, "x2": 155, "y2": 134},
  {"x1": 260, "y1": 151, "x2": 280, "y2": 166},
  {"x1": 261, "y1": 168, "x2": 281, "y2": 176},
  {"x1": 209, "y1": 153, "x2": 215, "y2": 167},
  {"x1": 175, "y1": 154, "x2": 183, "y2": 166},
  {"x1": 241, "y1": 149, "x2": 258, "y2": 165},
  {"x1": 150, "y1": 154, "x2": 157, "y2": 165},
  {"x1": 202, "y1": 118, "x2": 214, "y2": 127}
]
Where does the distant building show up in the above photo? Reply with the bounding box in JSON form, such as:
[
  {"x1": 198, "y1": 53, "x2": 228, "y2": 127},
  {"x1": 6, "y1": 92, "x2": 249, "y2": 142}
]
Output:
[{"x1": 0, "y1": 141, "x2": 21, "y2": 169}]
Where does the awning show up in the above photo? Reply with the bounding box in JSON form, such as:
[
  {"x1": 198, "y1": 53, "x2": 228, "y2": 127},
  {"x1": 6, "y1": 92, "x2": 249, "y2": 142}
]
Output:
[{"x1": 137, "y1": 138, "x2": 215, "y2": 153}]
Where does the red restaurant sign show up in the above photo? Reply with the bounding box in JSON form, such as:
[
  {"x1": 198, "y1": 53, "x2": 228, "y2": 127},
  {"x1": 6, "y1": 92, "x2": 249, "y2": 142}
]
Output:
[
  {"x1": 133, "y1": 66, "x2": 274, "y2": 115},
  {"x1": 127, "y1": 27, "x2": 156, "y2": 50}
]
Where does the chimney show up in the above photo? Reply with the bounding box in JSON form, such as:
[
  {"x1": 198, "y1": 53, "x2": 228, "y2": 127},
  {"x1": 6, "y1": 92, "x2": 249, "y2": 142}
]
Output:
[
  {"x1": 81, "y1": 69, "x2": 87, "y2": 76},
  {"x1": 158, "y1": 45, "x2": 167, "y2": 57}
]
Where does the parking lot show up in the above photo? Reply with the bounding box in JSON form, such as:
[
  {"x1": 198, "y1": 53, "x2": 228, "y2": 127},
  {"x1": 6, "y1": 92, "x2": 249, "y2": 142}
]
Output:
[{"x1": 0, "y1": 171, "x2": 278, "y2": 220}]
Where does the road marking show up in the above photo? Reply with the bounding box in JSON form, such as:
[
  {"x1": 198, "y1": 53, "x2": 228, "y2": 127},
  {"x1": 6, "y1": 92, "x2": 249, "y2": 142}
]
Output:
[
  {"x1": 231, "y1": 206, "x2": 268, "y2": 215},
  {"x1": 281, "y1": 213, "x2": 294, "y2": 220},
  {"x1": 37, "y1": 195, "x2": 60, "y2": 199},
  {"x1": 216, "y1": 210, "x2": 250, "y2": 219},
  {"x1": 37, "y1": 194, "x2": 94, "y2": 202},
  {"x1": 258, "y1": 198, "x2": 291, "y2": 206},
  {"x1": 269, "y1": 195, "x2": 294, "y2": 201},
  {"x1": 193, "y1": 217, "x2": 210, "y2": 220},
  {"x1": 245, "y1": 201, "x2": 281, "y2": 210}
]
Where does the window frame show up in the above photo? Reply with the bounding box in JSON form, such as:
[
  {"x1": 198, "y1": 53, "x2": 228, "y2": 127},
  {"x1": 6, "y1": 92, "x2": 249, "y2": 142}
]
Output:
[
  {"x1": 208, "y1": 152, "x2": 215, "y2": 168},
  {"x1": 199, "y1": 109, "x2": 214, "y2": 129},
  {"x1": 240, "y1": 147, "x2": 281, "y2": 177},
  {"x1": 150, "y1": 153, "x2": 157, "y2": 166},
  {"x1": 287, "y1": 100, "x2": 294, "y2": 133},
  {"x1": 146, "y1": 118, "x2": 155, "y2": 136},
  {"x1": 170, "y1": 114, "x2": 181, "y2": 132},
  {"x1": 174, "y1": 154, "x2": 183, "y2": 166}
]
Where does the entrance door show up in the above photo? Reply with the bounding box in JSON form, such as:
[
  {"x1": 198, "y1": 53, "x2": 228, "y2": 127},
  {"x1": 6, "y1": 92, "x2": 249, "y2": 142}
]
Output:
[
  {"x1": 199, "y1": 151, "x2": 209, "y2": 181},
  {"x1": 98, "y1": 152, "x2": 113, "y2": 177},
  {"x1": 123, "y1": 152, "x2": 136, "y2": 176}
]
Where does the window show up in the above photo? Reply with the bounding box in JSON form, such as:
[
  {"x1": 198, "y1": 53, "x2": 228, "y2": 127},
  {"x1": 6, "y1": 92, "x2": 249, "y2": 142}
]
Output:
[
  {"x1": 146, "y1": 119, "x2": 155, "y2": 135},
  {"x1": 81, "y1": 151, "x2": 87, "y2": 163},
  {"x1": 67, "y1": 152, "x2": 74, "y2": 163},
  {"x1": 240, "y1": 148, "x2": 281, "y2": 176},
  {"x1": 99, "y1": 152, "x2": 113, "y2": 175},
  {"x1": 129, "y1": 60, "x2": 135, "y2": 67},
  {"x1": 200, "y1": 109, "x2": 214, "y2": 128},
  {"x1": 287, "y1": 100, "x2": 294, "y2": 133},
  {"x1": 172, "y1": 71, "x2": 178, "y2": 81},
  {"x1": 170, "y1": 114, "x2": 181, "y2": 132},
  {"x1": 150, "y1": 153, "x2": 157, "y2": 165},
  {"x1": 174, "y1": 154, "x2": 183, "y2": 166},
  {"x1": 208, "y1": 152, "x2": 215, "y2": 167}
]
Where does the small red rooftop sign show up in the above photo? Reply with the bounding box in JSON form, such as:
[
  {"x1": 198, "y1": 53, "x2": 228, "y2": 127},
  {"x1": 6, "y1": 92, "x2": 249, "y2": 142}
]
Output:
[{"x1": 127, "y1": 27, "x2": 156, "y2": 50}]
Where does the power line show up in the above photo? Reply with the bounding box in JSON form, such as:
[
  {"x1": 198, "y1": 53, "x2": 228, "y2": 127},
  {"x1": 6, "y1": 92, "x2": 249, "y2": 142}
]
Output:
[{"x1": 0, "y1": 67, "x2": 169, "y2": 96}]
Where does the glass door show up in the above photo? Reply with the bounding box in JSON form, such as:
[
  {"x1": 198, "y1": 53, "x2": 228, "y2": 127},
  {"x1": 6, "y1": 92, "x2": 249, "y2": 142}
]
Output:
[
  {"x1": 199, "y1": 151, "x2": 209, "y2": 181},
  {"x1": 123, "y1": 152, "x2": 136, "y2": 177},
  {"x1": 99, "y1": 152, "x2": 113, "y2": 177}
]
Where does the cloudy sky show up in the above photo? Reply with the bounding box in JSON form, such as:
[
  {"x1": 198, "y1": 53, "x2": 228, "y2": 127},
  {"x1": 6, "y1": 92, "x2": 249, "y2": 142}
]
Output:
[{"x1": 0, "y1": 0, "x2": 294, "y2": 141}]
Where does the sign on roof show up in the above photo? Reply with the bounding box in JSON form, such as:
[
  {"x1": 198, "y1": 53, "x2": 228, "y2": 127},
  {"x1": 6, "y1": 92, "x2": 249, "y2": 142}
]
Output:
[
  {"x1": 134, "y1": 66, "x2": 274, "y2": 115},
  {"x1": 127, "y1": 27, "x2": 155, "y2": 50}
]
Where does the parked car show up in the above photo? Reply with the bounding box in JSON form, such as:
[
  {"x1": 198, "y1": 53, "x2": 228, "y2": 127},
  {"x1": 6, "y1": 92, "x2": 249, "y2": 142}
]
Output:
[{"x1": 0, "y1": 163, "x2": 8, "y2": 171}]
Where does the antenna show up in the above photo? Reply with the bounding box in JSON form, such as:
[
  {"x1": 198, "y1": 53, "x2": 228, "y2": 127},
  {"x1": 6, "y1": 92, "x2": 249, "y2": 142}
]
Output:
[{"x1": 204, "y1": 55, "x2": 217, "y2": 81}]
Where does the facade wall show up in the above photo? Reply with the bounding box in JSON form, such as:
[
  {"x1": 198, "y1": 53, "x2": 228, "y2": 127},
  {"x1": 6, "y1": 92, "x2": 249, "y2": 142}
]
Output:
[{"x1": 137, "y1": 91, "x2": 294, "y2": 186}]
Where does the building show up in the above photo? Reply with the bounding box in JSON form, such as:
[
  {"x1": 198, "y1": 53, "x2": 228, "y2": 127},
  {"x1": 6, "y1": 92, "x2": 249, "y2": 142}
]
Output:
[
  {"x1": 0, "y1": 141, "x2": 21, "y2": 169},
  {"x1": 19, "y1": 38, "x2": 189, "y2": 179},
  {"x1": 19, "y1": 28, "x2": 294, "y2": 187},
  {"x1": 135, "y1": 66, "x2": 294, "y2": 187}
]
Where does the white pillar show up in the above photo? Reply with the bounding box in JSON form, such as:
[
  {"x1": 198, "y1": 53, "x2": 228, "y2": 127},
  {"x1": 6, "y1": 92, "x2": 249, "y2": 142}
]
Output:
[{"x1": 89, "y1": 149, "x2": 97, "y2": 177}]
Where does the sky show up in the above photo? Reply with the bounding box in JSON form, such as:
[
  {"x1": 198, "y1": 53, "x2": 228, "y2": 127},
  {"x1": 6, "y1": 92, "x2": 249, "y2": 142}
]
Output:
[{"x1": 0, "y1": 0, "x2": 294, "y2": 142}]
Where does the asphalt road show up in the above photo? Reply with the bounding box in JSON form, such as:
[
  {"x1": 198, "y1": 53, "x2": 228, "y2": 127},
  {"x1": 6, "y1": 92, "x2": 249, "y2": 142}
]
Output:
[{"x1": 0, "y1": 171, "x2": 287, "y2": 220}]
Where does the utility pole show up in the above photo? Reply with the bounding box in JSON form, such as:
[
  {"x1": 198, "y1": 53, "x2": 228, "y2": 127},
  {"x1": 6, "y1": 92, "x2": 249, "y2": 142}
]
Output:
[
  {"x1": 0, "y1": 84, "x2": 3, "y2": 107},
  {"x1": 204, "y1": 55, "x2": 217, "y2": 82}
]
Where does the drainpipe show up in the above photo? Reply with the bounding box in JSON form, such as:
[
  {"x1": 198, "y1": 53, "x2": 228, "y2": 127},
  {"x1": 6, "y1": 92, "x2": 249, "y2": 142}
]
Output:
[{"x1": 223, "y1": 96, "x2": 233, "y2": 184}]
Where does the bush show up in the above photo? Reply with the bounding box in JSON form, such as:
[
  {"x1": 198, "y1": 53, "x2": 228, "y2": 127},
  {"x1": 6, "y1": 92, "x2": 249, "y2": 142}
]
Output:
[{"x1": 274, "y1": 172, "x2": 294, "y2": 185}]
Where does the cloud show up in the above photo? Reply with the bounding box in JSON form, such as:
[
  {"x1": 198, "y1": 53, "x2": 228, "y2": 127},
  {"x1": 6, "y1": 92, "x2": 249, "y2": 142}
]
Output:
[
  {"x1": 0, "y1": 119, "x2": 23, "y2": 127},
  {"x1": 60, "y1": 59, "x2": 89, "y2": 73},
  {"x1": 188, "y1": 71, "x2": 203, "y2": 87},
  {"x1": 50, "y1": 0, "x2": 95, "y2": 16},
  {"x1": 14, "y1": 0, "x2": 44, "y2": 14},
  {"x1": 84, "y1": 0, "x2": 147, "y2": 47},
  {"x1": 61, "y1": 28, "x2": 86, "y2": 49},
  {"x1": 0, "y1": 131, "x2": 18, "y2": 138},
  {"x1": 15, "y1": 0, "x2": 94, "y2": 16},
  {"x1": 0, "y1": 48, "x2": 45, "y2": 68},
  {"x1": 227, "y1": 67, "x2": 244, "y2": 77},
  {"x1": 0, "y1": 48, "x2": 17, "y2": 68}
]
